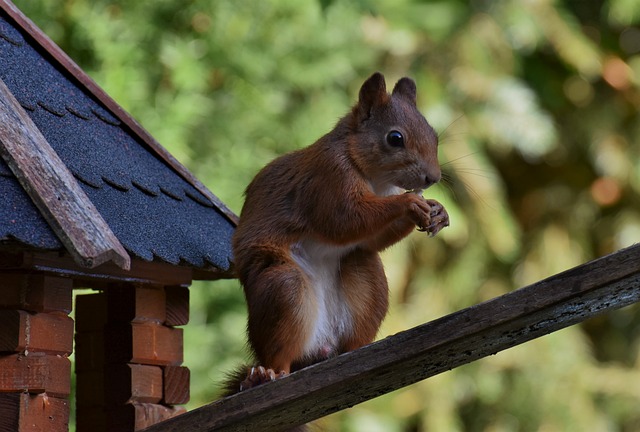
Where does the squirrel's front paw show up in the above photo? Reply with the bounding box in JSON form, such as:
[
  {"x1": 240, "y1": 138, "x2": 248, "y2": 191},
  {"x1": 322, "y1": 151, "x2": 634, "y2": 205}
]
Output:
[
  {"x1": 418, "y1": 199, "x2": 449, "y2": 237},
  {"x1": 239, "y1": 366, "x2": 287, "y2": 391}
]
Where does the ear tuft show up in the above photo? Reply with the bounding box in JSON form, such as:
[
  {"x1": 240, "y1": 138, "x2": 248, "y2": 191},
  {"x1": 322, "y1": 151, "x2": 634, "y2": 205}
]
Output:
[
  {"x1": 356, "y1": 72, "x2": 388, "y2": 120},
  {"x1": 392, "y1": 77, "x2": 417, "y2": 106}
]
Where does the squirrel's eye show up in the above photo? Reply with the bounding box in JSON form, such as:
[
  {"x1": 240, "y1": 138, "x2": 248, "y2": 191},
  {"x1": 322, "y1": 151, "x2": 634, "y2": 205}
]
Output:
[{"x1": 386, "y1": 130, "x2": 404, "y2": 147}]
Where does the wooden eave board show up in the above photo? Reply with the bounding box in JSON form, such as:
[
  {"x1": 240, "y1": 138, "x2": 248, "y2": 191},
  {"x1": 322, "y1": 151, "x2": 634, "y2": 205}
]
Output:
[
  {"x1": 0, "y1": 0, "x2": 238, "y2": 227},
  {"x1": 0, "y1": 77, "x2": 131, "y2": 270},
  {"x1": 0, "y1": 2, "x2": 236, "y2": 275}
]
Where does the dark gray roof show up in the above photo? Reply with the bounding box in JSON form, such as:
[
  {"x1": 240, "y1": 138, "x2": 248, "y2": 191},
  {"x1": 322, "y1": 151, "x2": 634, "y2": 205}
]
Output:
[{"x1": 0, "y1": 9, "x2": 235, "y2": 273}]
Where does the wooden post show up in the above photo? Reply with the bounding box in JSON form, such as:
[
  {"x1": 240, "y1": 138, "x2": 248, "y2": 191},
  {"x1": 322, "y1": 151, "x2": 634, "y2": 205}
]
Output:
[
  {"x1": 75, "y1": 292, "x2": 108, "y2": 432},
  {"x1": 0, "y1": 273, "x2": 73, "y2": 432},
  {"x1": 76, "y1": 284, "x2": 190, "y2": 432}
]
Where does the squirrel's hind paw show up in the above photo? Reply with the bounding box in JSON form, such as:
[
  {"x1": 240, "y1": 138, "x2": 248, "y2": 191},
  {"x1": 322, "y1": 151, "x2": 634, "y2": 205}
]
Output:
[{"x1": 239, "y1": 366, "x2": 287, "y2": 391}]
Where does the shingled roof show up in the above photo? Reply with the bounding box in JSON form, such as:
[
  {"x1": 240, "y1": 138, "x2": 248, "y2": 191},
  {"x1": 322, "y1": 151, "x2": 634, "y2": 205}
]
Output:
[{"x1": 0, "y1": 1, "x2": 236, "y2": 276}]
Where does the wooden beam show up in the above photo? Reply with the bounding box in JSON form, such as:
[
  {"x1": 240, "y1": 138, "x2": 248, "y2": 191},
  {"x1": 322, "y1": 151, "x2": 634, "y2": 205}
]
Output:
[
  {"x1": 0, "y1": 393, "x2": 70, "y2": 432},
  {"x1": 141, "y1": 243, "x2": 640, "y2": 432},
  {"x1": 0, "y1": 273, "x2": 72, "y2": 314},
  {"x1": 162, "y1": 366, "x2": 190, "y2": 405},
  {"x1": 0, "y1": 353, "x2": 71, "y2": 397},
  {"x1": 0, "y1": 252, "x2": 194, "y2": 287},
  {"x1": 0, "y1": 310, "x2": 74, "y2": 354},
  {"x1": 0, "y1": 78, "x2": 131, "y2": 270}
]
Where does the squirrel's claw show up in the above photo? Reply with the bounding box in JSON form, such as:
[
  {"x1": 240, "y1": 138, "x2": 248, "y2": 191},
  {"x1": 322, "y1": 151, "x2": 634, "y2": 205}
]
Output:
[
  {"x1": 418, "y1": 199, "x2": 450, "y2": 237},
  {"x1": 239, "y1": 366, "x2": 287, "y2": 392}
]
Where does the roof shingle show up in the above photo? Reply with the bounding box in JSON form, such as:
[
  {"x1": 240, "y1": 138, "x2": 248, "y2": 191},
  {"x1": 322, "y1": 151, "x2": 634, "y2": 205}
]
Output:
[{"x1": 0, "y1": 10, "x2": 235, "y2": 273}]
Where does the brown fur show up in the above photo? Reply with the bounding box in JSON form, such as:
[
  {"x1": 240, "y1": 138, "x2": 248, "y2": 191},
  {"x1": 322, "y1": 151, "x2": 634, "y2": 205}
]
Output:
[{"x1": 225, "y1": 73, "x2": 448, "y2": 429}]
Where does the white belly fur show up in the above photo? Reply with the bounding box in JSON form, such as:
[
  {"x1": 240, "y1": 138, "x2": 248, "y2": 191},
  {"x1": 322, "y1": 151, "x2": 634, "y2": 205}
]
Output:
[{"x1": 290, "y1": 239, "x2": 355, "y2": 359}]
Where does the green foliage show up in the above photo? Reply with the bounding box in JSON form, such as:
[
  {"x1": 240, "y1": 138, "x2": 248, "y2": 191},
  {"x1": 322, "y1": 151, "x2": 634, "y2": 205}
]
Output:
[{"x1": 17, "y1": 0, "x2": 640, "y2": 430}]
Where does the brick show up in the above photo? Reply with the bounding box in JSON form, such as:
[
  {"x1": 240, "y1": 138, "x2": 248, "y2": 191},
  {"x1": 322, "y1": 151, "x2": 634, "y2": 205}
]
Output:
[
  {"x1": 105, "y1": 364, "x2": 163, "y2": 404},
  {"x1": 0, "y1": 392, "x2": 69, "y2": 432},
  {"x1": 107, "y1": 403, "x2": 186, "y2": 432},
  {"x1": 74, "y1": 331, "x2": 105, "y2": 372},
  {"x1": 0, "y1": 353, "x2": 71, "y2": 397},
  {"x1": 107, "y1": 284, "x2": 166, "y2": 324},
  {"x1": 75, "y1": 293, "x2": 107, "y2": 333},
  {"x1": 105, "y1": 322, "x2": 183, "y2": 366},
  {"x1": 164, "y1": 286, "x2": 189, "y2": 326},
  {"x1": 162, "y1": 366, "x2": 190, "y2": 405},
  {"x1": 0, "y1": 274, "x2": 72, "y2": 313},
  {"x1": 0, "y1": 310, "x2": 73, "y2": 355}
]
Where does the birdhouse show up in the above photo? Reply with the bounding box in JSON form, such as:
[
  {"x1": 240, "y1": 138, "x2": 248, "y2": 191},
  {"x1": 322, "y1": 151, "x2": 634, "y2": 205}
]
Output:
[{"x1": 0, "y1": 1, "x2": 236, "y2": 431}]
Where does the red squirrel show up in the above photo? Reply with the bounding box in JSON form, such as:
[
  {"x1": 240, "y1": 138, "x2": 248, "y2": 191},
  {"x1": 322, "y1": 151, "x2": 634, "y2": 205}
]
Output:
[{"x1": 227, "y1": 72, "x2": 449, "y2": 395}]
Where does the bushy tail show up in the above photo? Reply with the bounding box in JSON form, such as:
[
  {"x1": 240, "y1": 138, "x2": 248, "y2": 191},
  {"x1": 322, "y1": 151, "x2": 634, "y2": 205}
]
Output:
[{"x1": 220, "y1": 364, "x2": 251, "y2": 397}]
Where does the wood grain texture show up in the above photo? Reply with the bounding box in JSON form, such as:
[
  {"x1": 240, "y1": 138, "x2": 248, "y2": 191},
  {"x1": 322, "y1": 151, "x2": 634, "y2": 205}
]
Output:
[
  {"x1": 0, "y1": 393, "x2": 70, "y2": 432},
  {"x1": 164, "y1": 286, "x2": 189, "y2": 327},
  {"x1": 141, "y1": 244, "x2": 640, "y2": 432},
  {"x1": 107, "y1": 403, "x2": 186, "y2": 432},
  {"x1": 162, "y1": 366, "x2": 190, "y2": 405},
  {"x1": 106, "y1": 364, "x2": 164, "y2": 405},
  {"x1": 0, "y1": 353, "x2": 71, "y2": 397},
  {"x1": 0, "y1": 310, "x2": 74, "y2": 355},
  {"x1": 105, "y1": 322, "x2": 183, "y2": 366},
  {"x1": 0, "y1": 77, "x2": 130, "y2": 270},
  {"x1": 0, "y1": 252, "x2": 195, "y2": 286},
  {"x1": 107, "y1": 284, "x2": 167, "y2": 324},
  {"x1": 0, "y1": 273, "x2": 72, "y2": 314}
]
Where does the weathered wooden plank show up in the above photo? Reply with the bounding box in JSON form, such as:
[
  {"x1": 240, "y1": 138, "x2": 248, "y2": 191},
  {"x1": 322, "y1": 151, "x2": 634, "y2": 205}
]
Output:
[
  {"x1": 0, "y1": 77, "x2": 130, "y2": 270},
  {"x1": 0, "y1": 252, "x2": 195, "y2": 286},
  {"x1": 0, "y1": 273, "x2": 72, "y2": 314},
  {"x1": 0, "y1": 353, "x2": 71, "y2": 397},
  {"x1": 107, "y1": 284, "x2": 167, "y2": 324},
  {"x1": 105, "y1": 322, "x2": 183, "y2": 366},
  {"x1": 162, "y1": 366, "x2": 190, "y2": 405},
  {"x1": 106, "y1": 364, "x2": 164, "y2": 405},
  {"x1": 107, "y1": 403, "x2": 186, "y2": 432},
  {"x1": 0, "y1": 0, "x2": 238, "y2": 228},
  {"x1": 164, "y1": 286, "x2": 189, "y2": 327},
  {"x1": 0, "y1": 393, "x2": 70, "y2": 432},
  {"x1": 0, "y1": 310, "x2": 74, "y2": 355},
  {"x1": 141, "y1": 243, "x2": 640, "y2": 432}
]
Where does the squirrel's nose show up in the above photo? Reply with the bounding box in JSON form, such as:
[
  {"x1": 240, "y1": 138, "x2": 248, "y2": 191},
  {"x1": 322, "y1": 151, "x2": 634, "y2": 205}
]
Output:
[{"x1": 424, "y1": 170, "x2": 441, "y2": 188}]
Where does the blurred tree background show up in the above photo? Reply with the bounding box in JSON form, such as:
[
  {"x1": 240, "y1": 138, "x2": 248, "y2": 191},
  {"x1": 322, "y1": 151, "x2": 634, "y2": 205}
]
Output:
[{"x1": 14, "y1": 0, "x2": 640, "y2": 430}]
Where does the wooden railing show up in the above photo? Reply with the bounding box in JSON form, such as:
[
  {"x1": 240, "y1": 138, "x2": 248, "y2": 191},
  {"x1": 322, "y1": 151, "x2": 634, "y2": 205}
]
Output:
[{"x1": 143, "y1": 243, "x2": 640, "y2": 432}]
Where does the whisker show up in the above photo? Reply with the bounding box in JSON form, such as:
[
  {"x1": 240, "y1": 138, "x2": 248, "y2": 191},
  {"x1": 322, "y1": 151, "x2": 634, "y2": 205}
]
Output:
[
  {"x1": 437, "y1": 114, "x2": 465, "y2": 143},
  {"x1": 440, "y1": 171, "x2": 496, "y2": 211},
  {"x1": 440, "y1": 151, "x2": 481, "y2": 167},
  {"x1": 439, "y1": 173, "x2": 460, "y2": 202},
  {"x1": 438, "y1": 132, "x2": 469, "y2": 144},
  {"x1": 452, "y1": 168, "x2": 494, "y2": 180}
]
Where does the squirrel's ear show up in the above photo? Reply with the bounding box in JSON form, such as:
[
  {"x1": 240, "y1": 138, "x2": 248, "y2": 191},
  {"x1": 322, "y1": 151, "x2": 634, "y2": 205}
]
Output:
[
  {"x1": 357, "y1": 72, "x2": 387, "y2": 120},
  {"x1": 392, "y1": 77, "x2": 417, "y2": 106}
]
